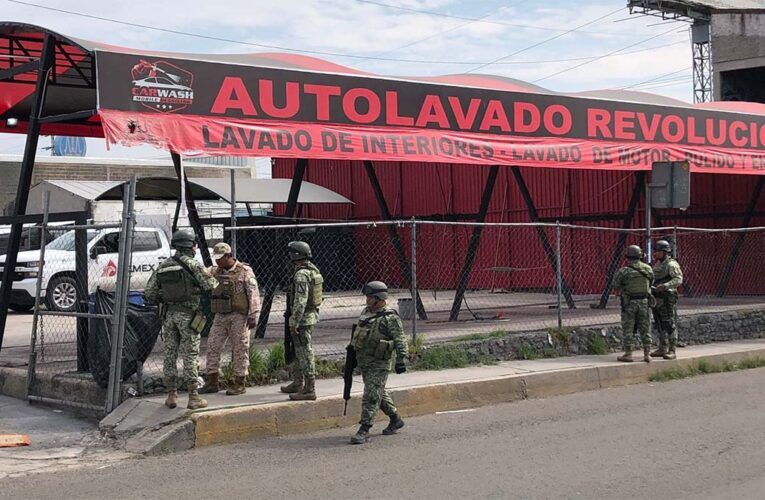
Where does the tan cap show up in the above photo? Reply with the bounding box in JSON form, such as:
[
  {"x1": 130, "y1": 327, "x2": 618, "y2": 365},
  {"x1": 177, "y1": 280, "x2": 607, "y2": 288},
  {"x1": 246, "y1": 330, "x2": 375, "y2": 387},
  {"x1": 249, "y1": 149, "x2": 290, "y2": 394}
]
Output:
[{"x1": 212, "y1": 242, "x2": 232, "y2": 261}]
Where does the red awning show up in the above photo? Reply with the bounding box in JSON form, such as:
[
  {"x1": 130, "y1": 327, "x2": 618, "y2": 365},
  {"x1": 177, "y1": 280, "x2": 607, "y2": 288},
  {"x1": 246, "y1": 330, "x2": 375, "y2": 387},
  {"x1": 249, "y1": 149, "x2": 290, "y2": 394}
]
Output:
[{"x1": 4, "y1": 23, "x2": 765, "y2": 174}]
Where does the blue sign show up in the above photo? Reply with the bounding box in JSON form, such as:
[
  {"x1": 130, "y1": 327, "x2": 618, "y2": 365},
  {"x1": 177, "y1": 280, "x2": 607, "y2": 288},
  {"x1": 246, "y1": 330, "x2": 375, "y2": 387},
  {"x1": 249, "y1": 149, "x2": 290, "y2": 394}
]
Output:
[{"x1": 52, "y1": 136, "x2": 87, "y2": 157}]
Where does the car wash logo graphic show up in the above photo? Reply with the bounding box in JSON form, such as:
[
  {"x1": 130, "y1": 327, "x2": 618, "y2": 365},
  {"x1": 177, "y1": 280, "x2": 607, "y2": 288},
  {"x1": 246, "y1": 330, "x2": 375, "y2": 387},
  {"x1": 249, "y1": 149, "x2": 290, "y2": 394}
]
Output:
[
  {"x1": 102, "y1": 260, "x2": 118, "y2": 278},
  {"x1": 130, "y1": 59, "x2": 194, "y2": 112}
]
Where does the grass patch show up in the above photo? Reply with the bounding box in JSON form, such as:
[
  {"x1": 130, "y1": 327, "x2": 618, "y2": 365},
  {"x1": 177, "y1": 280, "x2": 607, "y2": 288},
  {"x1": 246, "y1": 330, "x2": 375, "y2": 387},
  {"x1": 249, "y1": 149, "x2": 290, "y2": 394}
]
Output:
[
  {"x1": 548, "y1": 328, "x2": 572, "y2": 352},
  {"x1": 516, "y1": 344, "x2": 539, "y2": 360},
  {"x1": 649, "y1": 357, "x2": 765, "y2": 382},
  {"x1": 453, "y1": 330, "x2": 509, "y2": 343},
  {"x1": 542, "y1": 347, "x2": 559, "y2": 359},
  {"x1": 408, "y1": 334, "x2": 426, "y2": 360},
  {"x1": 411, "y1": 345, "x2": 495, "y2": 371},
  {"x1": 589, "y1": 334, "x2": 608, "y2": 355},
  {"x1": 316, "y1": 358, "x2": 343, "y2": 379}
]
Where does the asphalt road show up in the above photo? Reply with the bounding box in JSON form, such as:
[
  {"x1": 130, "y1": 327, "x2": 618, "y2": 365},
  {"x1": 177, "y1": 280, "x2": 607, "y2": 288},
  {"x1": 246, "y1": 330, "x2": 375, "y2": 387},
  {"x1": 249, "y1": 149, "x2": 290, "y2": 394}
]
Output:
[{"x1": 3, "y1": 369, "x2": 765, "y2": 500}]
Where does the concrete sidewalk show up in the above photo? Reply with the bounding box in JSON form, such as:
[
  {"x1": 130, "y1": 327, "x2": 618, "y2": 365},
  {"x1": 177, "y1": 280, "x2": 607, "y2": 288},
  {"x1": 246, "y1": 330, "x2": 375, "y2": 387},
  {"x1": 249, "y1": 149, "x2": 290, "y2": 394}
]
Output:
[{"x1": 100, "y1": 339, "x2": 765, "y2": 455}]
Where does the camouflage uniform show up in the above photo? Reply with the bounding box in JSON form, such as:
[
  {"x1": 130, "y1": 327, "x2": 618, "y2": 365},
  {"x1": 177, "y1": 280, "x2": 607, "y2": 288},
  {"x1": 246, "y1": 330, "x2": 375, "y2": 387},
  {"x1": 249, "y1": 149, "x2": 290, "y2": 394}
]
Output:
[
  {"x1": 613, "y1": 260, "x2": 655, "y2": 353},
  {"x1": 145, "y1": 248, "x2": 218, "y2": 388},
  {"x1": 206, "y1": 261, "x2": 261, "y2": 377},
  {"x1": 652, "y1": 256, "x2": 683, "y2": 351},
  {"x1": 352, "y1": 305, "x2": 408, "y2": 428},
  {"x1": 288, "y1": 261, "x2": 322, "y2": 380}
]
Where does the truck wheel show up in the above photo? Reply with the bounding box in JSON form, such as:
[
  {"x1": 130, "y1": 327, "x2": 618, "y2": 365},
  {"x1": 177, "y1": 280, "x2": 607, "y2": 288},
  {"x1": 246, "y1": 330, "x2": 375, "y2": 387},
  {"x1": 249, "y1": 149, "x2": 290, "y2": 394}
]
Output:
[
  {"x1": 46, "y1": 276, "x2": 78, "y2": 312},
  {"x1": 9, "y1": 303, "x2": 34, "y2": 312}
]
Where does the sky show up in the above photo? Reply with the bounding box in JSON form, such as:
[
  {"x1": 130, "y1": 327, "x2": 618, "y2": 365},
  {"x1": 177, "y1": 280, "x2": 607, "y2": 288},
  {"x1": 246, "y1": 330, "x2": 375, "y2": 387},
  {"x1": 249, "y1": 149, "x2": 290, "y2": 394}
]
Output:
[{"x1": 0, "y1": 0, "x2": 695, "y2": 159}]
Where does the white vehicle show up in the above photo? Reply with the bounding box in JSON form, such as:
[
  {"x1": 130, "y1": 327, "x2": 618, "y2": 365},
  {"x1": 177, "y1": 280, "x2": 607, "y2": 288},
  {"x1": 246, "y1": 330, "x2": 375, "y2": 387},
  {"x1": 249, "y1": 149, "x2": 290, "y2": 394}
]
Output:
[
  {"x1": 0, "y1": 227, "x2": 208, "y2": 313},
  {"x1": 132, "y1": 76, "x2": 192, "y2": 91}
]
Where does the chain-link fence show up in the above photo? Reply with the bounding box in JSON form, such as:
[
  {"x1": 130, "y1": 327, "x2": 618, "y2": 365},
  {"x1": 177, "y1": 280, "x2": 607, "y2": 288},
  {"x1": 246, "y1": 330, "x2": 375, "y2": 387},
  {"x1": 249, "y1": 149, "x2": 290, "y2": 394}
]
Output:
[{"x1": 230, "y1": 220, "x2": 765, "y2": 360}]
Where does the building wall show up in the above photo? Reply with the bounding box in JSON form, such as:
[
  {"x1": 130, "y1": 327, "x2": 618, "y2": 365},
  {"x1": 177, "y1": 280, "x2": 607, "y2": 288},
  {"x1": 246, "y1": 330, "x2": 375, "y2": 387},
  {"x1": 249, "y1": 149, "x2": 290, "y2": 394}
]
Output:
[{"x1": 712, "y1": 11, "x2": 765, "y2": 101}]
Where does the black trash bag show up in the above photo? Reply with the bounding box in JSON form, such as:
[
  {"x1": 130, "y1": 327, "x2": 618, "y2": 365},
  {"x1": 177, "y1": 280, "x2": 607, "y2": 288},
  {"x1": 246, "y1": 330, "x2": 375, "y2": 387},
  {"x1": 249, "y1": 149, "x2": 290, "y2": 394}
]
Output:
[{"x1": 88, "y1": 289, "x2": 161, "y2": 388}]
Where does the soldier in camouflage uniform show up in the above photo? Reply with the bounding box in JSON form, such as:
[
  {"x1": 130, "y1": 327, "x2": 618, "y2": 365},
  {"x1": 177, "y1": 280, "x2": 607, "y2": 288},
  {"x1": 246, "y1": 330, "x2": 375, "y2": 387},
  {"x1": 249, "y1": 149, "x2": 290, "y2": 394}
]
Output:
[
  {"x1": 349, "y1": 281, "x2": 408, "y2": 445},
  {"x1": 281, "y1": 241, "x2": 324, "y2": 401},
  {"x1": 200, "y1": 242, "x2": 261, "y2": 396},
  {"x1": 650, "y1": 240, "x2": 684, "y2": 360},
  {"x1": 612, "y1": 245, "x2": 654, "y2": 363},
  {"x1": 145, "y1": 230, "x2": 218, "y2": 410}
]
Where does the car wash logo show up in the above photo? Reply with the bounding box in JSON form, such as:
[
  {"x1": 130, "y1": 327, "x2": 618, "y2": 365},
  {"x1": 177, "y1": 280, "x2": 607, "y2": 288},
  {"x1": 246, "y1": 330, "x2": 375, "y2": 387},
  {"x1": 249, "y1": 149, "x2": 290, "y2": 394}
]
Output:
[
  {"x1": 102, "y1": 260, "x2": 118, "y2": 278},
  {"x1": 130, "y1": 59, "x2": 194, "y2": 112}
]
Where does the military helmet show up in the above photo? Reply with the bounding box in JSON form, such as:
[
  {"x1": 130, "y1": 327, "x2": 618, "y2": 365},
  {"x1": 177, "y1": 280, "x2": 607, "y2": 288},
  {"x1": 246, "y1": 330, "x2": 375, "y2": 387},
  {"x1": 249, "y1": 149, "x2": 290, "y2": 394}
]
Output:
[
  {"x1": 625, "y1": 245, "x2": 643, "y2": 259},
  {"x1": 287, "y1": 240, "x2": 311, "y2": 261},
  {"x1": 171, "y1": 229, "x2": 196, "y2": 249},
  {"x1": 655, "y1": 240, "x2": 672, "y2": 253},
  {"x1": 362, "y1": 281, "x2": 388, "y2": 301}
]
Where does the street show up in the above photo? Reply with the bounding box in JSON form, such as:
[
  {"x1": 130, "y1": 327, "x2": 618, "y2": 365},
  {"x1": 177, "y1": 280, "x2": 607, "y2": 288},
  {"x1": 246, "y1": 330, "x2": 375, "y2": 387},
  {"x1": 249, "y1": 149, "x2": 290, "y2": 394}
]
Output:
[{"x1": 2, "y1": 368, "x2": 765, "y2": 499}]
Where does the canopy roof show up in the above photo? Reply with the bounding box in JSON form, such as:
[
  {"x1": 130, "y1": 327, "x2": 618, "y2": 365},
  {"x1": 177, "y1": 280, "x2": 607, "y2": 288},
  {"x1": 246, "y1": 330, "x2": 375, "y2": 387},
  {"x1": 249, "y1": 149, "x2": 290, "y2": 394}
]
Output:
[
  {"x1": 30, "y1": 178, "x2": 352, "y2": 205},
  {"x1": 3, "y1": 23, "x2": 765, "y2": 174}
]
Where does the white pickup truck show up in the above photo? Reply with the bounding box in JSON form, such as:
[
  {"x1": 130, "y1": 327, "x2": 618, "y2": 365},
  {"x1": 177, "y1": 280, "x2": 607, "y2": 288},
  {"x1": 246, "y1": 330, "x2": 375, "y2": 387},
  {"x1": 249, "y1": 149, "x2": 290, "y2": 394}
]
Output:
[{"x1": 0, "y1": 227, "x2": 208, "y2": 312}]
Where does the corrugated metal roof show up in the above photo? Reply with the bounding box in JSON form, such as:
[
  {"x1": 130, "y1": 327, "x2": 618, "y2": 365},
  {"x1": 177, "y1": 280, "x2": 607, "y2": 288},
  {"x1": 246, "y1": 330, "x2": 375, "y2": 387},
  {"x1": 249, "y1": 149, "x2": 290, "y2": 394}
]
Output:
[{"x1": 189, "y1": 178, "x2": 352, "y2": 204}]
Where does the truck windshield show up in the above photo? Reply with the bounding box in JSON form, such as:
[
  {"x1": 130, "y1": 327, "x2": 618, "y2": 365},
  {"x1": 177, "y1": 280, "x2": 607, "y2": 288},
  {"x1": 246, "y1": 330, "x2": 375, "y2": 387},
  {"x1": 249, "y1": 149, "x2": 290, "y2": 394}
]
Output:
[{"x1": 46, "y1": 230, "x2": 98, "y2": 251}]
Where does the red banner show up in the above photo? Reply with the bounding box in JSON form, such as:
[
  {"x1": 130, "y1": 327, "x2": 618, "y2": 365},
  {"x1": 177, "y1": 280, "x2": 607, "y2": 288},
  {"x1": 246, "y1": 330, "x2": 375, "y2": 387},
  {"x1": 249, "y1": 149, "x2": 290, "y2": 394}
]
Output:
[{"x1": 100, "y1": 110, "x2": 765, "y2": 174}]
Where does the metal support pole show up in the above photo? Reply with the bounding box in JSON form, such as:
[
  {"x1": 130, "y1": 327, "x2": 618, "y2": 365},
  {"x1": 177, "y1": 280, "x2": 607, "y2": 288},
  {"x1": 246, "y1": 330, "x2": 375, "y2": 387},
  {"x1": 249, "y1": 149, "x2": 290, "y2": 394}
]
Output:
[
  {"x1": 645, "y1": 178, "x2": 652, "y2": 262},
  {"x1": 230, "y1": 168, "x2": 237, "y2": 257},
  {"x1": 0, "y1": 34, "x2": 55, "y2": 351},
  {"x1": 106, "y1": 176, "x2": 136, "y2": 413},
  {"x1": 510, "y1": 166, "x2": 576, "y2": 309},
  {"x1": 450, "y1": 165, "x2": 499, "y2": 321},
  {"x1": 171, "y1": 152, "x2": 211, "y2": 266},
  {"x1": 597, "y1": 172, "x2": 646, "y2": 308},
  {"x1": 255, "y1": 159, "x2": 307, "y2": 339},
  {"x1": 556, "y1": 221, "x2": 562, "y2": 331},
  {"x1": 716, "y1": 176, "x2": 765, "y2": 297},
  {"x1": 75, "y1": 212, "x2": 89, "y2": 372},
  {"x1": 364, "y1": 160, "x2": 427, "y2": 320},
  {"x1": 26, "y1": 191, "x2": 50, "y2": 398},
  {"x1": 410, "y1": 219, "x2": 417, "y2": 343}
]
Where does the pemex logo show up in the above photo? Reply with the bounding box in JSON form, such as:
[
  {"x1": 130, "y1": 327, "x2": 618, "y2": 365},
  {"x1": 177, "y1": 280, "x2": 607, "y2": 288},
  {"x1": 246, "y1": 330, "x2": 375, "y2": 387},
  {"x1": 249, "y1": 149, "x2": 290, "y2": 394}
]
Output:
[
  {"x1": 102, "y1": 260, "x2": 118, "y2": 278},
  {"x1": 130, "y1": 59, "x2": 194, "y2": 113}
]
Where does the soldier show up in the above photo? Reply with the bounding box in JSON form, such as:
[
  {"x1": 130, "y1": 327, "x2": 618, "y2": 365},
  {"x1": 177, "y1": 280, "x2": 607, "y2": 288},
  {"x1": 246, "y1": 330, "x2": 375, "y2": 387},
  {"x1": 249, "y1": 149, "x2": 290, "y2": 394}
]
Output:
[
  {"x1": 199, "y1": 242, "x2": 261, "y2": 396},
  {"x1": 145, "y1": 230, "x2": 218, "y2": 410},
  {"x1": 349, "y1": 281, "x2": 408, "y2": 445},
  {"x1": 613, "y1": 245, "x2": 654, "y2": 363},
  {"x1": 280, "y1": 241, "x2": 323, "y2": 401},
  {"x1": 651, "y1": 240, "x2": 683, "y2": 360}
]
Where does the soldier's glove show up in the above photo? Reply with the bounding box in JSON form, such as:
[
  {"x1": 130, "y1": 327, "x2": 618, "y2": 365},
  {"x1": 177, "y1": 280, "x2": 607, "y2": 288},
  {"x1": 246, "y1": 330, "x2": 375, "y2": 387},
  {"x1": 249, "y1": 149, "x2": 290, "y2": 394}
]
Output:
[
  {"x1": 247, "y1": 317, "x2": 257, "y2": 330},
  {"x1": 395, "y1": 362, "x2": 406, "y2": 374}
]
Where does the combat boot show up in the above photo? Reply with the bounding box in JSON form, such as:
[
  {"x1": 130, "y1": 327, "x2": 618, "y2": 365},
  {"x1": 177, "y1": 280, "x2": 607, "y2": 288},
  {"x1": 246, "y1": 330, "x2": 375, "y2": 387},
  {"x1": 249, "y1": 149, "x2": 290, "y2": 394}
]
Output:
[
  {"x1": 663, "y1": 342, "x2": 677, "y2": 360},
  {"x1": 226, "y1": 376, "x2": 247, "y2": 396},
  {"x1": 643, "y1": 346, "x2": 651, "y2": 363},
  {"x1": 187, "y1": 382, "x2": 208, "y2": 410},
  {"x1": 199, "y1": 373, "x2": 220, "y2": 394},
  {"x1": 382, "y1": 414, "x2": 405, "y2": 436},
  {"x1": 350, "y1": 424, "x2": 371, "y2": 445},
  {"x1": 164, "y1": 377, "x2": 177, "y2": 409},
  {"x1": 650, "y1": 345, "x2": 667, "y2": 358},
  {"x1": 289, "y1": 377, "x2": 316, "y2": 401},
  {"x1": 617, "y1": 350, "x2": 634, "y2": 363},
  {"x1": 280, "y1": 373, "x2": 303, "y2": 394}
]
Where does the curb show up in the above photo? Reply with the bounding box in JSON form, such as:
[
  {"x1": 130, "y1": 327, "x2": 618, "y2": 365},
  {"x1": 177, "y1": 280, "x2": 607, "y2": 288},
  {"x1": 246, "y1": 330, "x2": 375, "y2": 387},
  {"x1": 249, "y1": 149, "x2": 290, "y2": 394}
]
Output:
[
  {"x1": 191, "y1": 346, "x2": 765, "y2": 449},
  {"x1": 0, "y1": 367, "x2": 27, "y2": 399}
]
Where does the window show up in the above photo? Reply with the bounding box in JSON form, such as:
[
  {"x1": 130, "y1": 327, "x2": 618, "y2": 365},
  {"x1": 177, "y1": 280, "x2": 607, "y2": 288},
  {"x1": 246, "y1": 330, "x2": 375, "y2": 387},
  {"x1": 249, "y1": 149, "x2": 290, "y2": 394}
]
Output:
[
  {"x1": 133, "y1": 231, "x2": 161, "y2": 252},
  {"x1": 46, "y1": 230, "x2": 98, "y2": 251},
  {"x1": 99, "y1": 232, "x2": 121, "y2": 253}
]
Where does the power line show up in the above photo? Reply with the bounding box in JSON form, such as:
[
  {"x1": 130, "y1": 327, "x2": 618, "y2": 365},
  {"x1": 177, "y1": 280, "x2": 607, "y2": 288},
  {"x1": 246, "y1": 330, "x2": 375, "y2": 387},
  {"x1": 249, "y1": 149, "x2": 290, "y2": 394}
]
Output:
[
  {"x1": 5, "y1": 0, "x2": 686, "y2": 67},
  {"x1": 356, "y1": 0, "x2": 662, "y2": 37},
  {"x1": 466, "y1": 6, "x2": 625, "y2": 73},
  {"x1": 531, "y1": 25, "x2": 682, "y2": 83},
  {"x1": 620, "y1": 66, "x2": 692, "y2": 89}
]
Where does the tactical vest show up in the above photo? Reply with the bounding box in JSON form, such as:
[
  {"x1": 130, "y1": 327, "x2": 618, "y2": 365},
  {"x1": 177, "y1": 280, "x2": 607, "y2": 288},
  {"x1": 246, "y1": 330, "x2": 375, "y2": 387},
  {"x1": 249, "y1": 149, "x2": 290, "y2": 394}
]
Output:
[
  {"x1": 156, "y1": 258, "x2": 198, "y2": 304},
  {"x1": 291, "y1": 263, "x2": 324, "y2": 312},
  {"x1": 622, "y1": 262, "x2": 652, "y2": 298},
  {"x1": 210, "y1": 264, "x2": 249, "y2": 314},
  {"x1": 654, "y1": 258, "x2": 677, "y2": 285},
  {"x1": 350, "y1": 310, "x2": 397, "y2": 361}
]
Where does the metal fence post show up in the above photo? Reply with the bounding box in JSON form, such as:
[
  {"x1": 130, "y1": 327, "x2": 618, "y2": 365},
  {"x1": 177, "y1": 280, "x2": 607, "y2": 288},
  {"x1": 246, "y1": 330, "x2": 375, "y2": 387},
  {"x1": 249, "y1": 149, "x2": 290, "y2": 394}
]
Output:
[
  {"x1": 556, "y1": 221, "x2": 562, "y2": 331},
  {"x1": 673, "y1": 226, "x2": 679, "y2": 260},
  {"x1": 106, "y1": 176, "x2": 137, "y2": 413},
  {"x1": 410, "y1": 219, "x2": 418, "y2": 344},
  {"x1": 26, "y1": 191, "x2": 50, "y2": 398},
  {"x1": 230, "y1": 168, "x2": 237, "y2": 256}
]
